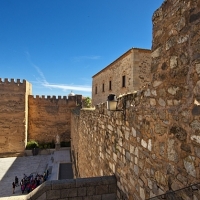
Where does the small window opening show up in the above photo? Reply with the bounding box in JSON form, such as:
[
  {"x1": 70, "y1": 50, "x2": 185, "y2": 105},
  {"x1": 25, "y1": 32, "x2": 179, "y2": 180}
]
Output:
[
  {"x1": 109, "y1": 81, "x2": 112, "y2": 90},
  {"x1": 95, "y1": 86, "x2": 97, "y2": 94},
  {"x1": 102, "y1": 83, "x2": 104, "y2": 92},
  {"x1": 122, "y1": 75, "x2": 126, "y2": 87}
]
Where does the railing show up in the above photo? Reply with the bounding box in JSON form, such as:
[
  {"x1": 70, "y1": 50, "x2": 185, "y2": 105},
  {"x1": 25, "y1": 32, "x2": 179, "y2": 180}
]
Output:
[{"x1": 148, "y1": 183, "x2": 200, "y2": 200}]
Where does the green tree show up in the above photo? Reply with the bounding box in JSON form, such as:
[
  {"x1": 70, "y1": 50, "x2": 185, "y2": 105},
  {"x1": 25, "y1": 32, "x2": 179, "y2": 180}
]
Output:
[{"x1": 83, "y1": 97, "x2": 92, "y2": 108}]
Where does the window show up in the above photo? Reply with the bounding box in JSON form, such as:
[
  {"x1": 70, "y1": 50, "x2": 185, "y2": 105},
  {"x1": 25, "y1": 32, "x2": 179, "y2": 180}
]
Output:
[
  {"x1": 95, "y1": 86, "x2": 97, "y2": 94},
  {"x1": 122, "y1": 75, "x2": 126, "y2": 87},
  {"x1": 102, "y1": 83, "x2": 104, "y2": 92},
  {"x1": 109, "y1": 80, "x2": 112, "y2": 90}
]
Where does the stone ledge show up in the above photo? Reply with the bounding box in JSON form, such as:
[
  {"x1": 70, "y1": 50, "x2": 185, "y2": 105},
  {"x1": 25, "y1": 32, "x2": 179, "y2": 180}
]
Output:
[{"x1": 25, "y1": 176, "x2": 116, "y2": 200}]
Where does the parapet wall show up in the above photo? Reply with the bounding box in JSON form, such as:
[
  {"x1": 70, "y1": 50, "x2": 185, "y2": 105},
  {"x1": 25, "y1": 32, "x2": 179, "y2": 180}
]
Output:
[
  {"x1": 0, "y1": 78, "x2": 28, "y2": 93},
  {"x1": 28, "y1": 95, "x2": 82, "y2": 143},
  {"x1": 26, "y1": 176, "x2": 117, "y2": 200},
  {"x1": 71, "y1": 0, "x2": 200, "y2": 199}
]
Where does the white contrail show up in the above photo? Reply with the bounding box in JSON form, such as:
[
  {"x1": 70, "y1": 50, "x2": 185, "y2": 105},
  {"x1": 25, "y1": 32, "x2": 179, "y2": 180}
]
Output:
[
  {"x1": 25, "y1": 51, "x2": 92, "y2": 92},
  {"x1": 43, "y1": 83, "x2": 91, "y2": 92}
]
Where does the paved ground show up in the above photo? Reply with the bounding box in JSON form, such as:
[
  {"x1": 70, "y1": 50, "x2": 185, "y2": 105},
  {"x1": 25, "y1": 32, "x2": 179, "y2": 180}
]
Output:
[{"x1": 0, "y1": 149, "x2": 72, "y2": 199}]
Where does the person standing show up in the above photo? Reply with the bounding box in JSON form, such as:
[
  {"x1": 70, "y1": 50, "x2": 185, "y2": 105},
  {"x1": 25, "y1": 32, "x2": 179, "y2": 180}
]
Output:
[
  {"x1": 12, "y1": 182, "x2": 15, "y2": 194},
  {"x1": 15, "y1": 176, "x2": 19, "y2": 186}
]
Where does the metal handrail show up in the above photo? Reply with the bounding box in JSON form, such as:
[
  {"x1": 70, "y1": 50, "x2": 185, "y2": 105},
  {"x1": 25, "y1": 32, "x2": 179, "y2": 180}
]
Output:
[{"x1": 147, "y1": 183, "x2": 200, "y2": 200}]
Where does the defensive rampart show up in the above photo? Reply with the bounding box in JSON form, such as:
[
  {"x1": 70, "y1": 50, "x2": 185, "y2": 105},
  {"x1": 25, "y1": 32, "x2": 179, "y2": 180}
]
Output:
[
  {"x1": 28, "y1": 95, "x2": 82, "y2": 143},
  {"x1": 0, "y1": 77, "x2": 82, "y2": 155},
  {"x1": 71, "y1": 0, "x2": 200, "y2": 199},
  {"x1": 0, "y1": 78, "x2": 32, "y2": 155}
]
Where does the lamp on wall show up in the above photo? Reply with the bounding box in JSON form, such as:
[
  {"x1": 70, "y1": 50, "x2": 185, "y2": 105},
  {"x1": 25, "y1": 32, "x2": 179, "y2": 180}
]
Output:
[{"x1": 106, "y1": 94, "x2": 126, "y2": 120}]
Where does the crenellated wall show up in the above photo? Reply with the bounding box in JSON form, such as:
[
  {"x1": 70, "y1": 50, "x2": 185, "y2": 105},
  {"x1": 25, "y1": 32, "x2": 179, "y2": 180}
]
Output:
[
  {"x1": 71, "y1": 0, "x2": 200, "y2": 199},
  {"x1": 28, "y1": 95, "x2": 82, "y2": 143},
  {"x1": 0, "y1": 77, "x2": 82, "y2": 155},
  {"x1": 0, "y1": 78, "x2": 32, "y2": 155}
]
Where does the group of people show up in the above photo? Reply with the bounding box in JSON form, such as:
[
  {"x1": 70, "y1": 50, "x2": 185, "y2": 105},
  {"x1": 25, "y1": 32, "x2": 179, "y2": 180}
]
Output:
[{"x1": 12, "y1": 170, "x2": 49, "y2": 194}]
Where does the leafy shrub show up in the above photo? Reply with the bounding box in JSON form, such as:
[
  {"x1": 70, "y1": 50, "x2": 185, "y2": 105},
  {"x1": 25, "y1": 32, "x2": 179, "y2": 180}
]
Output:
[
  {"x1": 60, "y1": 141, "x2": 71, "y2": 147},
  {"x1": 26, "y1": 140, "x2": 39, "y2": 150},
  {"x1": 38, "y1": 140, "x2": 55, "y2": 149}
]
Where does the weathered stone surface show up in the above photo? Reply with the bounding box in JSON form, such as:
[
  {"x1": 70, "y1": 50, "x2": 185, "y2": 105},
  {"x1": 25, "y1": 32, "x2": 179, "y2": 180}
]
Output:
[
  {"x1": 159, "y1": 142, "x2": 165, "y2": 156},
  {"x1": 181, "y1": 143, "x2": 191, "y2": 153},
  {"x1": 191, "y1": 135, "x2": 200, "y2": 145},
  {"x1": 170, "y1": 56, "x2": 178, "y2": 69},
  {"x1": 140, "y1": 187, "x2": 145, "y2": 200},
  {"x1": 189, "y1": 12, "x2": 200, "y2": 23},
  {"x1": 166, "y1": 37, "x2": 176, "y2": 50},
  {"x1": 167, "y1": 139, "x2": 178, "y2": 163},
  {"x1": 168, "y1": 86, "x2": 179, "y2": 95},
  {"x1": 134, "y1": 165, "x2": 139, "y2": 176},
  {"x1": 167, "y1": 100, "x2": 173, "y2": 106},
  {"x1": 150, "y1": 98, "x2": 156, "y2": 106},
  {"x1": 177, "y1": 17, "x2": 185, "y2": 31},
  {"x1": 151, "y1": 89, "x2": 157, "y2": 96},
  {"x1": 195, "y1": 63, "x2": 200, "y2": 75},
  {"x1": 141, "y1": 139, "x2": 147, "y2": 148},
  {"x1": 177, "y1": 174, "x2": 188, "y2": 186},
  {"x1": 170, "y1": 126, "x2": 187, "y2": 141},
  {"x1": 153, "y1": 81, "x2": 163, "y2": 88},
  {"x1": 155, "y1": 171, "x2": 167, "y2": 186},
  {"x1": 194, "y1": 146, "x2": 200, "y2": 158},
  {"x1": 177, "y1": 35, "x2": 189, "y2": 44},
  {"x1": 69, "y1": 1, "x2": 200, "y2": 199},
  {"x1": 192, "y1": 105, "x2": 200, "y2": 116},
  {"x1": 132, "y1": 127, "x2": 136, "y2": 137},
  {"x1": 158, "y1": 98, "x2": 166, "y2": 107},
  {"x1": 144, "y1": 89, "x2": 151, "y2": 97},
  {"x1": 148, "y1": 139, "x2": 152, "y2": 152},
  {"x1": 152, "y1": 47, "x2": 161, "y2": 58},
  {"x1": 155, "y1": 124, "x2": 167, "y2": 135},
  {"x1": 183, "y1": 156, "x2": 196, "y2": 177},
  {"x1": 191, "y1": 120, "x2": 200, "y2": 132}
]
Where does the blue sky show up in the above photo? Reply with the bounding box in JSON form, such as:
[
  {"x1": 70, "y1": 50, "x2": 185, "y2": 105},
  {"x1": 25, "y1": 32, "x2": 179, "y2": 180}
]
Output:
[{"x1": 0, "y1": 0, "x2": 163, "y2": 97}]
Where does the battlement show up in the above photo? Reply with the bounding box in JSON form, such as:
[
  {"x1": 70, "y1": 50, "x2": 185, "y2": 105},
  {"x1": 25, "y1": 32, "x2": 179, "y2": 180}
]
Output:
[
  {"x1": 0, "y1": 78, "x2": 26, "y2": 84},
  {"x1": 0, "y1": 78, "x2": 32, "y2": 94},
  {"x1": 28, "y1": 94, "x2": 82, "y2": 105},
  {"x1": 29, "y1": 95, "x2": 68, "y2": 100},
  {"x1": 28, "y1": 95, "x2": 81, "y2": 100}
]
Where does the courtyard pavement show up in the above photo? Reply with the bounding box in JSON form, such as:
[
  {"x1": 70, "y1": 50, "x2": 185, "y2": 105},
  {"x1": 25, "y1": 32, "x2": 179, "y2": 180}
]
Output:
[{"x1": 0, "y1": 149, "x2": 72, "y2": 200}]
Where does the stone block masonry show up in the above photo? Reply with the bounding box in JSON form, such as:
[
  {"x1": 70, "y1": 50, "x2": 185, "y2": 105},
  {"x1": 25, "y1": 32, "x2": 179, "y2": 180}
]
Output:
[
  {"x1": 0, "y1": 79, "x2": 32, "y2": 155},
  {"x1": 26, "y1": 176, "x2": 117, "y2": 200},
  {"x1": 0, "y1": 77, "x2": 82, "y2": 155},
  {"x1": 92, "y1": 48, "x2": 151, "y2": 106},
  {"x1": 28, "y1": 95, "x2": 82, "y2": 143},
  {"x1": 71, "y1": 0, "x2": 200, "y2": 199}
]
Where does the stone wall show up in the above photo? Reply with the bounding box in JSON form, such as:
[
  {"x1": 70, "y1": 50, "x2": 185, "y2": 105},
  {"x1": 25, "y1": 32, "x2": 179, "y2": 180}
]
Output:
[
  {"x1": 28, "y1": 95, "x2": 82, "y2": 144},
  {"x1": 26, "y1": 176, "x2": 117, "y2": 200},
  {"x1": 0, "y1": 78, "x2": 32, "y2": 155},
  {"x1": 92, "y1": 48, "x2": 151, "y2": 106},
  {"x1": 71, "y1": 0, "x2": 200, "y2": 199}
]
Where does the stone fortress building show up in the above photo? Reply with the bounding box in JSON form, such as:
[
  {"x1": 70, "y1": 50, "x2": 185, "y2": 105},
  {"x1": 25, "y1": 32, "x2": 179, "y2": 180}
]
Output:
[
  {"x1": 71, "y1": 0, "x2": 200, "y2": 199},
  {"x1": 92, "y1": 48, "x2": 151, "y2": 106},
  {"x1": 0, "y1": 78, "x2": 82, "y2": 156},
  {"x1": 1, "y1": 0, "x2": 200, "y2": 199}
]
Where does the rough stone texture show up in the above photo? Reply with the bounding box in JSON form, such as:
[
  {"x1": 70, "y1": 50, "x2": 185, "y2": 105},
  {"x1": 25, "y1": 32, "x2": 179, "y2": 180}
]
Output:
[
  {"x1": 92, "y1": 48, "x2": 151, "y2": 106},
  {"x1": 71, "y1": 1, "x2": 200, "y2": 199},
  {"x1": 0, "y1": 78, "x2": 82, "y2": 155},
  {"x1": 26, "y1": 176, "x2": 116, "y2": 200},
  {"x1": 28, "y1": 95, "x2": 82, "y2": 143},
  {"x1": 0, "y1": 78, "x2": 32, "y2": 154}
]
